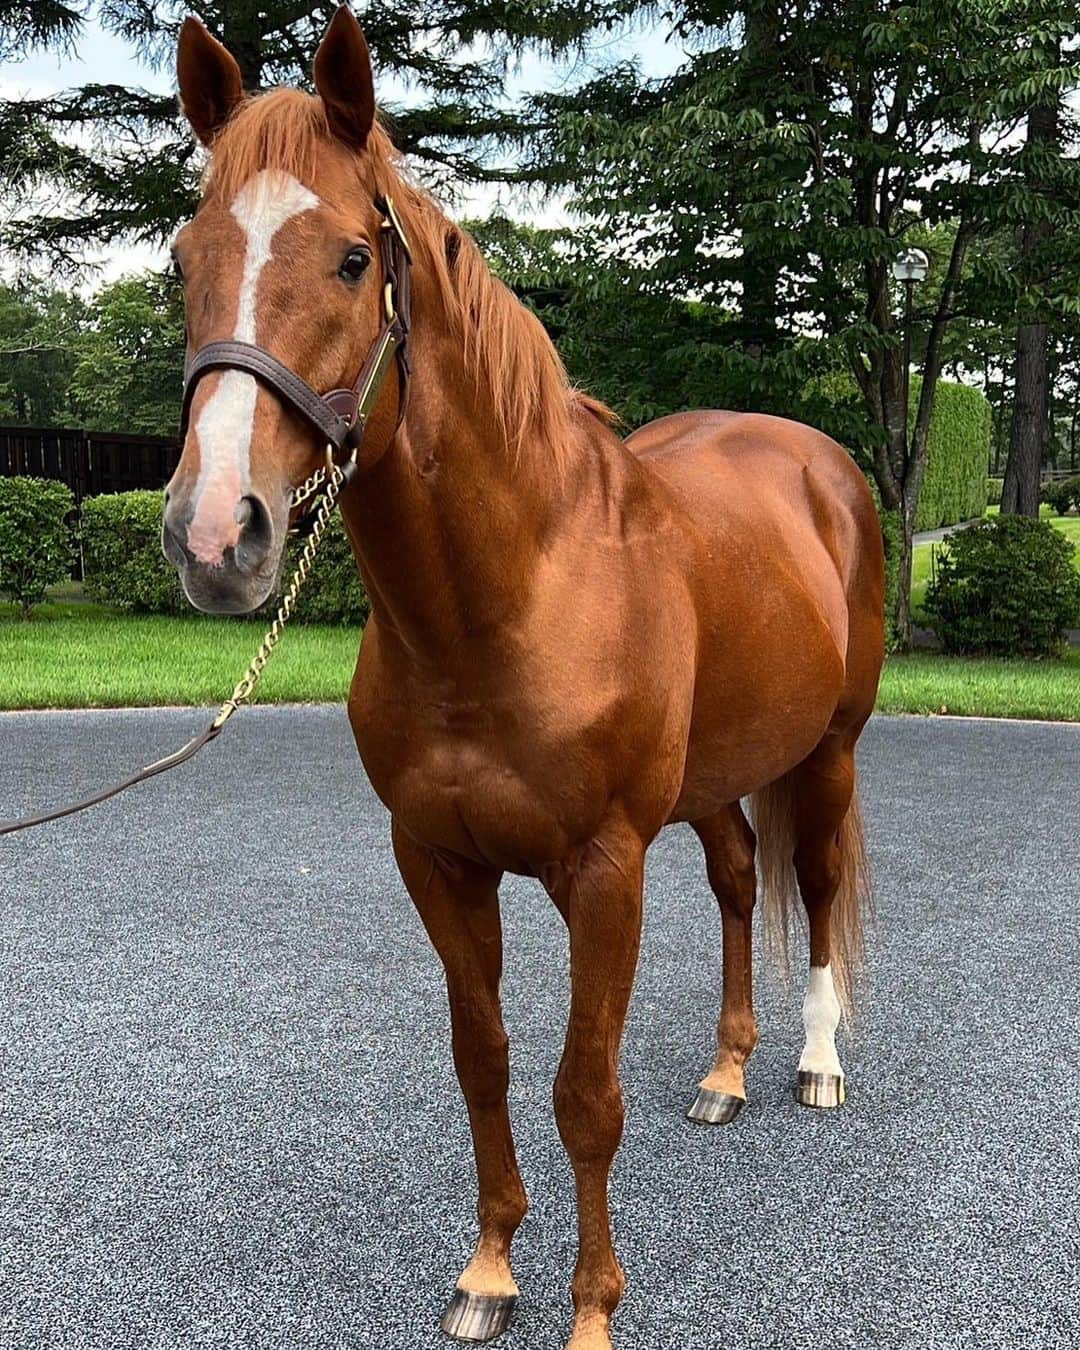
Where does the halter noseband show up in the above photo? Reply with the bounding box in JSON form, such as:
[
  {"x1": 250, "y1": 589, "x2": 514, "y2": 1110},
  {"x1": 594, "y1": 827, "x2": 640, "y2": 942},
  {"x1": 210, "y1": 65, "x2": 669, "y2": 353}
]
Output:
[{"x1": 179, "y1": 193, "x2": 413, "y2": 465}]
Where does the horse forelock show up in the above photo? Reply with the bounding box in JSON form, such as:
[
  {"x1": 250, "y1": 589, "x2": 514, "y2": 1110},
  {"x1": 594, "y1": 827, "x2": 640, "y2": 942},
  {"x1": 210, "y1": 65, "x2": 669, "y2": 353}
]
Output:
[{"x1": 200, "y1": 87, "x2": 614, "y2": 473}]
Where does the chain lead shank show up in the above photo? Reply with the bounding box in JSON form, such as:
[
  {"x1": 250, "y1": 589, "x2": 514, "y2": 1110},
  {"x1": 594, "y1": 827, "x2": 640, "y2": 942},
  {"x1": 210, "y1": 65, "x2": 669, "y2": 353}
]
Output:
[{"x1": 213, "y1": 454, "x2": 352, "y2": 730}]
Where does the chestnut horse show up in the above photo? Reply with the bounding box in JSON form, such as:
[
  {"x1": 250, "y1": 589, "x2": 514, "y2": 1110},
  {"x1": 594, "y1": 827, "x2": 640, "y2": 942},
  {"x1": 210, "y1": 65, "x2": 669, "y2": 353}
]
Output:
[{"x1": 164, "y1": 10, "x2": 885, "y2": 1348}]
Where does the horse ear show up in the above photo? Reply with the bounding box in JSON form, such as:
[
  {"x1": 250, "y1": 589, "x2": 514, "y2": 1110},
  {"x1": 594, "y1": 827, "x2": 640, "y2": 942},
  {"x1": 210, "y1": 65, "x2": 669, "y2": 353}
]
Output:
[
  {"x1": 313, "y1": 6, "x2": 376, "y2": 150},
  {"x1": 177, "y1": 16, "x2": 244, "y2": 147}
]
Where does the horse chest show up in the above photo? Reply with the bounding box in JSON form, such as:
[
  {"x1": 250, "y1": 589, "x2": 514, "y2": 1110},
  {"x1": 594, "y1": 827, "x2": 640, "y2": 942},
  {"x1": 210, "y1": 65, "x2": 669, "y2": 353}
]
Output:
[{"x1": 351, "y1": 702, "x2": 613, "y2": 871}]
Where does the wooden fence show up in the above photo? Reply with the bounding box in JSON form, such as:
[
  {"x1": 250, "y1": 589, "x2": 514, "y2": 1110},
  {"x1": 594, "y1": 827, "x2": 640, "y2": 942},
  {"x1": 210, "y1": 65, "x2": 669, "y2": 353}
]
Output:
[
  {"x1": 0, "y1": 425, "x2": 181, "y2": 506},
  {"x1": 1, "y1": 425, "x2": 181, "y2": 579}
]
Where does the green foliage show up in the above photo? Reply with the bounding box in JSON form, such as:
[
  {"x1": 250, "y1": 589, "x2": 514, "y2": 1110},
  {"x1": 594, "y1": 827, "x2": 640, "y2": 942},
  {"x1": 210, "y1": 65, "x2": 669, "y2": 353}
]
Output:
[
  {"x1": 68, "y1": 273, "x2": 185, "y2": 435},
  {"x1": 79, "y1": 490, "x2": 368, "y2": 624},
  {"x1": 0, "y1": 280, "x2": 86, "y2": 425},
  {"x1": 925, "y1": 515, "x2": 1080, "y2": 656},
  {"x1": 0, "y1": 475, "x2": 73, "y2": 616},
  {"x1": 910, "y1": 378, "x2": 992, "y2": 531},
  {"x1": 0, "y1": 272, "x2": 181, "y2": 433},
  {"x1": 806, "y1": 372, "x2": 991, "y2": 530},
  {"x1": 533, "y1": 0, "x2": 1080, "y2": 643},
  {"x1": 987, "y1": 476, "x2": 1004, "y2": 506},
  {"x1": 81, "y1": 490, "x2": 187, "y2": 614},
  {"x1": 1043, "y1": 476, "x2": 1080, "y2": 515},
  {"x1": 0, "y1": 1, "x2": 628, "y2": 262},
  {"x1": 0, "y1": 0, "x2": 81, "y2": 63}
]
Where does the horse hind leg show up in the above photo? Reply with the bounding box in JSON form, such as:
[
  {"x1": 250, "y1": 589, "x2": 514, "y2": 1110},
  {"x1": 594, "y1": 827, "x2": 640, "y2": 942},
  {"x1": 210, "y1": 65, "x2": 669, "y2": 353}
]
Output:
[
  {"x1": 755, "y1": 732, "x2": 872, "y2": 1109},
  {"x1": 686, "y1": 803, "x2": 758, "y2": 1125}
]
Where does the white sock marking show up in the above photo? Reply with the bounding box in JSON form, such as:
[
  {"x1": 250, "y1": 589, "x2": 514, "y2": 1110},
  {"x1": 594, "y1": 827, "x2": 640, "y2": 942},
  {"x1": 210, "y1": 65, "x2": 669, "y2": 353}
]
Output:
[
  {"x1": 799, "y1": 963, "x2": 843, "y2": 1078},
  {"x1": 188, "y1": 170, "x2": 319, "y2": 565}
]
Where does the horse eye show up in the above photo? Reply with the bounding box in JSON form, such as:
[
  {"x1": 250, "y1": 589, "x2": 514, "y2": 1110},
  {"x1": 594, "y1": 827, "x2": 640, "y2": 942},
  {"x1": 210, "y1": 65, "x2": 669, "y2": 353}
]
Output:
[{"x1": 339, "y1": 247, "x2": 371, "y2": 283}]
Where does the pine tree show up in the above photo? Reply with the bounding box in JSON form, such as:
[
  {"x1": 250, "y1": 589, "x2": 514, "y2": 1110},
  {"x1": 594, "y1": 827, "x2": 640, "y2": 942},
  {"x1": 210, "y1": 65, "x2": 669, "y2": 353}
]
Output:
[{"x1": 0, "y1": 0, "x2": 624, "y2": 261}]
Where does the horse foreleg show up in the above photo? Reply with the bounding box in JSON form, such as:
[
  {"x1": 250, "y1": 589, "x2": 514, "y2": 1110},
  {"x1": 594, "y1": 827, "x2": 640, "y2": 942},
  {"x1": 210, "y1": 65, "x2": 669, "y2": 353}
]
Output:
[
  {"x1": 687, "y1": 804, "x2": 758, "y2": 1124},
  {"x1": 548, "y1": 821, "x2": 645, "y2": 1350},
  {"x1": 392, "y1": 821, "x2": 527, "y2": 1342}
]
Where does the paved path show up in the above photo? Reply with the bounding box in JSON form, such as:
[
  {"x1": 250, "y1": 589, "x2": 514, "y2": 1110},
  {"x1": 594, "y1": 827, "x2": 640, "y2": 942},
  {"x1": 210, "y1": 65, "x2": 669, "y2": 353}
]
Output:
[
  {"x1": 2, "y1": 709, "x2": 1077, "y2": 1350},
  {"x1": 911, "y1": 518, "x2": 981, "y2": 545}
]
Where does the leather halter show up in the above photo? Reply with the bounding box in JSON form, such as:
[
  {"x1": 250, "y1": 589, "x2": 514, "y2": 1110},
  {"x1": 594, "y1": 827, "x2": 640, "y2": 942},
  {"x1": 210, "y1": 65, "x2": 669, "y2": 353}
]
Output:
[{"x1": 179, "y1": 192, "x2": 412, "y2": 463}]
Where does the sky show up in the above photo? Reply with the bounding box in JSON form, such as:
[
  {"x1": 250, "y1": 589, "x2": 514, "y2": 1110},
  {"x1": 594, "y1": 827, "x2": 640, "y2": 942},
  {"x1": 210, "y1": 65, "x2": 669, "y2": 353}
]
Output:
[{"x1": 0, "y1": 9, "x2": 689, "y2": 281}]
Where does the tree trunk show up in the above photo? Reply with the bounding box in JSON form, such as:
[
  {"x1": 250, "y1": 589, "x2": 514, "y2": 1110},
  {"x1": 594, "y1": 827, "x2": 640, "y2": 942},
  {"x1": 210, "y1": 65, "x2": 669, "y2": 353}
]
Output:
[
  {"x1": 879, "y1": 223, "x2": 972, "y2": 648},
  {"x1": 1001, "y1": 67, "x2": 1059, "y2": 515},
  {"x1": 895, "y1": 489, "x2": 918, "y2": 649},
  {"x1": 220, "y1": 2, "x2": 267, "y2": 89},
  {"x1": 1002, "y1": 321, "x2": 1050, "y2": 514}
]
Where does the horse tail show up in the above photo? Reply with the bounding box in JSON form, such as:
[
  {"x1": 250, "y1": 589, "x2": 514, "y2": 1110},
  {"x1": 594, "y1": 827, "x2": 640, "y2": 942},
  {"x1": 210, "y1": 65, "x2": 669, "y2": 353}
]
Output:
[{"x1": 751, "y1": 770, "x2": 872, "y2": 1017}]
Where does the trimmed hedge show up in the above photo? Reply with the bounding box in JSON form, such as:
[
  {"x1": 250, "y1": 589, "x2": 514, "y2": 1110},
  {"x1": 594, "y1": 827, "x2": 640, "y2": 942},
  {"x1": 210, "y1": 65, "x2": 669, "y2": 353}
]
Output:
[
  {"x1": 0, "y1": 476, "x2": 74, "y2": 616},
  {"x1": 909, "y1": 376, "x2": 991, "y2": 531},
  {"x1": 81, "y1": 490, "x2": 187, "y2": 614},
  {"x1": 925, "y1": 515, "x2": 1080, "y2": 656},
  {"x1": 804, "y1": 373, "x2": 991, "y2": 531},
  {"x1": 80, "y1": 489, "x2": 369, "y2": 625}
]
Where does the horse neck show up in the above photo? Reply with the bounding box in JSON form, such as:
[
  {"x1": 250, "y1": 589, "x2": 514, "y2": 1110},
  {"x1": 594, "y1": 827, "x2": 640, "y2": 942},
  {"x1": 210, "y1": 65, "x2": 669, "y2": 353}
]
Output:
[{"x1": 338, "y1": 281, "x2": 586, "y2": 657}]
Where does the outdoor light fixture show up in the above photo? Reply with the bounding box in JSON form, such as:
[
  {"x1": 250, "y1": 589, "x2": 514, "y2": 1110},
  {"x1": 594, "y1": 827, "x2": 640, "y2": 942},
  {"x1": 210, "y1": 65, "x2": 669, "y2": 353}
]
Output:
[
  {"x1": 891, "y1": 248, "x2": 930, "y2": 464},
  {"x1": 891, "y1": 248, "x2": 930, "y2": 285}
]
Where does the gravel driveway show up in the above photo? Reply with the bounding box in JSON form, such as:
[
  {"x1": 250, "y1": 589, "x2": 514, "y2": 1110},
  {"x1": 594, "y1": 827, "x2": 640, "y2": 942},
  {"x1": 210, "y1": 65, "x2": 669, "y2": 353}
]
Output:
[{"x1": 2, "y1": 708, "x2": 1077, "y2": 1349}]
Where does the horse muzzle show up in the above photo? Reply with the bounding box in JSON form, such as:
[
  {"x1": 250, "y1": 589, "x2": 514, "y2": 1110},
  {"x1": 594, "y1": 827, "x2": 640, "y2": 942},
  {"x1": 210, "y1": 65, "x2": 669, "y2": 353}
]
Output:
[{"x1": 162, "y1": 486, "x2": 283, "y2": 615}]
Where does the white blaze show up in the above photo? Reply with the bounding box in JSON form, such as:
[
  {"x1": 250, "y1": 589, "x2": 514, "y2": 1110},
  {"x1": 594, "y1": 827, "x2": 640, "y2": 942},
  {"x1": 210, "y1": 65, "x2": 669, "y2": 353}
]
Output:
[
  {"x1": 798, "y1": 963, "x2": 843, "y2": 1077},
  {"x1": 187, "y1": 170, "x2": 319, "y2": 566}
]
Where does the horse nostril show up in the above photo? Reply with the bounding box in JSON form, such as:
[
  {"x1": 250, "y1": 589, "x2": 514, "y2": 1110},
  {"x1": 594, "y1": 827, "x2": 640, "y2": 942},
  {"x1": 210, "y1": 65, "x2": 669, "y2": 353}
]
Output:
[{"x1": 233, "y1": 493, "x2": 274, "y2": 574}]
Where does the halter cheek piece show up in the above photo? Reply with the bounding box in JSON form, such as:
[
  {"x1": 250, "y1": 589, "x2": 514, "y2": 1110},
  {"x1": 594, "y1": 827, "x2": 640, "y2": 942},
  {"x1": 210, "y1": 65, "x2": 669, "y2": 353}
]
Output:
[{"x1": 179, "y1": 193, "x2": 412, "y2": 479}]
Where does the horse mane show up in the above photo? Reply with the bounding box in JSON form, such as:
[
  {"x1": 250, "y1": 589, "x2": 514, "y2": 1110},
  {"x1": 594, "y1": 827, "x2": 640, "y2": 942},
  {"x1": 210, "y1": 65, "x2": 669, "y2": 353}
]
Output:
[{"x1": 204, "y1": 88, "x2": 617, "y2": 473}]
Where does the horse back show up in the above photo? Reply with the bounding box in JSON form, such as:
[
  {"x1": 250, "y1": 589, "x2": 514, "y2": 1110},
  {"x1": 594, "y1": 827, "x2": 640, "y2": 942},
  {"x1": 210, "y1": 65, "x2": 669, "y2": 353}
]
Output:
[{"x1": 627, "y1": 410, "x2": 882, "y2": 614}]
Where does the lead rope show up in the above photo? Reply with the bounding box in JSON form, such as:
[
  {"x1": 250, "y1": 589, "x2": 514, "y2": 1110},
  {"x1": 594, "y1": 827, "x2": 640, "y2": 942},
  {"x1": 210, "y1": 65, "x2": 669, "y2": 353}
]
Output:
[
  {"x1": 211, "y1": 453, "x2": 351, "y2": 730},
  {"x1": 1, "y1": 451, "x2": 353, "y2": 837}
]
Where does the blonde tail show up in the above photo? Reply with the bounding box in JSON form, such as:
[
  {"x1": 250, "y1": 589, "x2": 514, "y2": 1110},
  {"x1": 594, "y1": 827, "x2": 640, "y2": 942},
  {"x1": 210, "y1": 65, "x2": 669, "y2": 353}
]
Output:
[{"x1": 751, "y1": 773, "x2": 872, "y2": 1016}]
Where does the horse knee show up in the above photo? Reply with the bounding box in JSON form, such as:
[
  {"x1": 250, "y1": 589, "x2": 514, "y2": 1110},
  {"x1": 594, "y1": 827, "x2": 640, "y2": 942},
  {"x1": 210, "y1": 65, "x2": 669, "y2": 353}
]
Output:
[
  {"x1": 450, "y1": 1005, "x2": 510, "y2": 1108},
  {"x1": 553, "y1": 1064, "x2": 624, "y2": 1163}
]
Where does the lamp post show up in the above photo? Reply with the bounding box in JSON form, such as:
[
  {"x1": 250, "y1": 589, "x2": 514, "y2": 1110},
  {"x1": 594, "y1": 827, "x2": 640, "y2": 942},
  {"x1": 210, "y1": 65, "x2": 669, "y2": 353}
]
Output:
[{"x1": 890, "y1": 248, "x2": 930, "y2": 458}]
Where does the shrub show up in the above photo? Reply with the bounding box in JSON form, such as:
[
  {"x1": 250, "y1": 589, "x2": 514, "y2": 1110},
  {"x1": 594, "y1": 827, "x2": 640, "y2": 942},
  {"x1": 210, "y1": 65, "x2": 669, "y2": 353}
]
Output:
[
  {"x1": 924, "y1": 515, "x2": 1080, "y2": 656},
  {"x1": 80, "y1": 489, "x2": 369, "y2": 624},
  {"x1": 1043, "y1": 476, "x2": 1080, "y2": 516},
  {"x1": 909, "y1": 377, "x2": 992, "y2": 531},
  {"x1": 0, "y1": 476, "x2": 74, "y2": 616},
  {"x1": 987, "y1": 476, "x2": 1004, "y2": 507},
  {"x1": 81, "y1": 489, "x2": 187, "y2": 613}
]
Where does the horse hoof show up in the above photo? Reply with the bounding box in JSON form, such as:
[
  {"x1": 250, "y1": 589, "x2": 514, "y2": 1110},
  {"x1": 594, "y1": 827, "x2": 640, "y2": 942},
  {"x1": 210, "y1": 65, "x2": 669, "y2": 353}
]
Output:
[
  {"x1": 686, "y1": 1086, "x2": 744, "y2": 1124},
  {"x1": 441, "y1": 1289, "x2": 517, "y2": 1342},
  {"x1": 796, "y1": 1070, "x2": 845, "y2": 1109}
]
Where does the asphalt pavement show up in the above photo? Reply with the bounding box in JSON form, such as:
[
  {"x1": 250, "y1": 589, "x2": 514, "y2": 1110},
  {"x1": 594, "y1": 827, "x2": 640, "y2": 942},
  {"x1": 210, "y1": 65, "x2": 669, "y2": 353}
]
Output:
[{"x1": 2, "y1": 708, "x2": 1077, "y2": 1350}]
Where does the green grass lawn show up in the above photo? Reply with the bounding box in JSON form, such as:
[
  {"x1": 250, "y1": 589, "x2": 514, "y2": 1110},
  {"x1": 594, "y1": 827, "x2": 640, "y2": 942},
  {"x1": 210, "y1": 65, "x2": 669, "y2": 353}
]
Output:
[
  {"x1": 3, "y1": 598, "x2": 1078, "y2": 720},
  {"x1": 878, "y1": 648, "x2": 1080, "y2": 722},
  {"x1": 0, "y1": 601, "x2": 359, "y2": 709}
]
